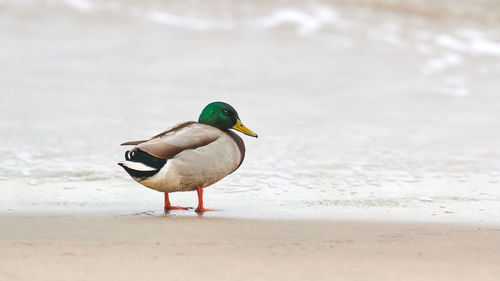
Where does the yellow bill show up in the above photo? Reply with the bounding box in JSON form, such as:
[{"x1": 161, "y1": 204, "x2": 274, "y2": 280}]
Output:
[{"x1": 233, "y1": 119, "x2": 258, "y2": 138}]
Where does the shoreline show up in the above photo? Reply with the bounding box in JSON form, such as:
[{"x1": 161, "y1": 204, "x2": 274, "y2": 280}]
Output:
[
  {"x1": 2, "y1": 209, "x2": 500, "y2": 227},
  {"x1": 3, "y1": 176, "x2": 500, "y2": 226},
  {"x1": 1, "y1": 215, "x2": 499, "y2": 281}
]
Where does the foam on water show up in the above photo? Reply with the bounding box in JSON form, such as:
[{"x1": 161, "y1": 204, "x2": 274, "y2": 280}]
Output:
[
  {"x1": 249, "y1": 6, "x2": 339, "y2": 35},
  {"x1": 422, "y1": 52, "x2": 463, "y2": 74},
  {"x1": 146, "y1": 11, "x2": 233, "y2": 30},
  {"x1": 62, "y1": 0, "x2": 93, "y2": 13},
  {"x1": 435, "y1": 33, "x2": 500, "y2": 57}
]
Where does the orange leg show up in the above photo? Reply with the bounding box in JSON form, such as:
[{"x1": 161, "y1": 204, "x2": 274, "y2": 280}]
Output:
[
  {"x1": 164, "y1": 192, "x2": 191, "y2": 211},
  {"x1": 195, "y1": 187, "x2": 215, "y2": 213}
]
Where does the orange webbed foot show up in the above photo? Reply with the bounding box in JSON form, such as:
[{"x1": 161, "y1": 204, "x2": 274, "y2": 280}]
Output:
[
  {"x1": 194, "y1": 207, "x2": 215, "y2": 213},
  {"x1": 194, "y1": 187, "x2": 216, "y2": 213},
  {"x1": 165, "y1": 206, "x2": 192, "y2": 211}
]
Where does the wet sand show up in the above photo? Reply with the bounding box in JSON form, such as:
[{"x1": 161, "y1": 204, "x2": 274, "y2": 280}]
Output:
[{"x1": 1, "y1": 215, "x2": 499, "y2": 281}]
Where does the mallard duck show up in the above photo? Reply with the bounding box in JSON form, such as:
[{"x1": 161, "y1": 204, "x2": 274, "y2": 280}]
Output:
[{"x1": 118, "y1": 102, "x2": 258, "y2": 212}]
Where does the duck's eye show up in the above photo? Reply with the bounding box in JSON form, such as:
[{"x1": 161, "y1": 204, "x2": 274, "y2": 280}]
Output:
[{"x1": 222, "y1": 109, "x2": 230, "y2": 116}]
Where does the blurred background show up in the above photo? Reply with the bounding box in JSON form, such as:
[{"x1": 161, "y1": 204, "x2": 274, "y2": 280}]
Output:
[{"x1": 1, "y1": 0, "x2": 499, "y2": 222}]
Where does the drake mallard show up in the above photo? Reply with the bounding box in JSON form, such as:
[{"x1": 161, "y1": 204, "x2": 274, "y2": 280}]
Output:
[{"x1": 118, "y1": 102, "x2": 258, "y2": 212}]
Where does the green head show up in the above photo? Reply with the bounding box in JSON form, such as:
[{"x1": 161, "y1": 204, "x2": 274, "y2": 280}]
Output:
[{"x1": 198, "y1": 102, "x2": 258, "y2": 137}]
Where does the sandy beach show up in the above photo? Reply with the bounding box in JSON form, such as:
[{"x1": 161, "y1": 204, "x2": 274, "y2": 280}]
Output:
[{"x1": 1, "y1": 215, "x2": 499, "y2": 281}]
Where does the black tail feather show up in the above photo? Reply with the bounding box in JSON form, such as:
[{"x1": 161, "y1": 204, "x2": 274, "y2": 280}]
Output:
[{"x1": 119, "y1": 149, "x2": 167, "y2": 180}]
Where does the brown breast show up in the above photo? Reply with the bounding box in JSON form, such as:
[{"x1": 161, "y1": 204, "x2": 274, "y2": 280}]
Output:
[{"x1": 226, "y1": 130, "x2": 246, "y2": 171}]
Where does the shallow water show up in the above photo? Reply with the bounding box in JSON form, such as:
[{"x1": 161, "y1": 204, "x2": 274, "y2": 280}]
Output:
[{"x1": 1, "y1": 0, "x2": 500, "y2": 224}]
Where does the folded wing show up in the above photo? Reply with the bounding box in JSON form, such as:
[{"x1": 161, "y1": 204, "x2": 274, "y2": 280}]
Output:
[{"x1": 121, "y1": 121, "x2": 221, "y2": 160}]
